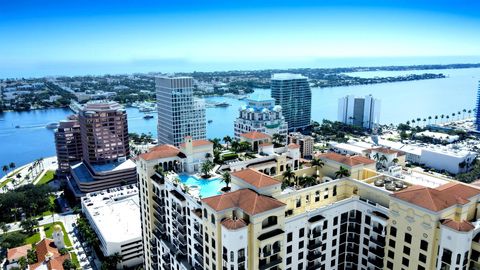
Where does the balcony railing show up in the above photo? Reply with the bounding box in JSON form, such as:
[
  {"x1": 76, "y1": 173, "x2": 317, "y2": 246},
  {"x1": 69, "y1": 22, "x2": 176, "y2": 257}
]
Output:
[{"x1": 259, "y1": 256, "x2": 282, "y2": 270}]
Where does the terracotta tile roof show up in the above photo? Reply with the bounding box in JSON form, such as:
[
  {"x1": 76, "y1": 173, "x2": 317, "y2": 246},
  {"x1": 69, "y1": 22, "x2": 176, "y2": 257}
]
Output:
[
  {"x1": 231, "y1": 168, "x2": 280, "y2": 188},
  {"x1": 29, "y1": 239, "x2": 70, "y2": 270},
  {"x1": 240, "y1": 131, "x2": 271, "y2": 140},
  {"x1": 318, "y1": 152, "x2": 376, "y2": 167},
  {"x1": 221, "y1": 218, "x2": 248, "y2": 230},
  {"x1": 138, "y1": 144, "x2": 185, "y2": 161},
  {"x1": 391, "y1": 183, "x2": 480, "y2": 212},
  {"x1": 260, "y1": 142, "x2": 273, "y2": 147},
  {"x1": 288, "y1": 143, "x2": 300, "y2": 149},
  {"x1": 7, "y1": 244, "x2": 31, "y2": 261},
  {"x1": 369, "y1": 147, "x2": 398, "y2": 155},
  {"x1": 441, "y1": 219, "x2": 475, "y2": 232},
  {"x1": 179, "y1": 139, "x2": 213, "y2": 148},
  {"x1": 202, "y1": 189, "x2": 285, "y2": 215}
]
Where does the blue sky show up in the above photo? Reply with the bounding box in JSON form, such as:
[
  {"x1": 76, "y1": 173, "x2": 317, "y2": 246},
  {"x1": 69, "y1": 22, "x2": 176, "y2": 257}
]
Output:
[{"x1": 1, "y1": 0, "x2": 480, "y2": 76}]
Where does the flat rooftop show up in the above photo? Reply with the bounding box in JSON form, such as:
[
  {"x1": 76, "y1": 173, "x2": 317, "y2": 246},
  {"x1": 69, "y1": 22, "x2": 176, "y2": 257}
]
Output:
[
  {"x1": 82, "y1": 185, "x2": 141, "y2": 244},
  {"x1": 271, "y1": 73, "x2": 307, "y2": 80},
  {"x1": 71, "y1": 159, "x2": 136, "y2": 183}
]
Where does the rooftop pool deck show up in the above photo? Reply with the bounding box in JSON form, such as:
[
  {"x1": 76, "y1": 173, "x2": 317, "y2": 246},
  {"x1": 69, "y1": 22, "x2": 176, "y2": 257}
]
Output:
[{"x1": 178, "y1": 174, "x2": 223, "y2": 198}]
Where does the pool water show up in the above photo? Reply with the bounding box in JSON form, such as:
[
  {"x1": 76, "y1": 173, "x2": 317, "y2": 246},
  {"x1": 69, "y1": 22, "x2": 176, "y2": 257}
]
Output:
[{"x1": 178, "y1": 174, "x2": 224, "y2": 198}]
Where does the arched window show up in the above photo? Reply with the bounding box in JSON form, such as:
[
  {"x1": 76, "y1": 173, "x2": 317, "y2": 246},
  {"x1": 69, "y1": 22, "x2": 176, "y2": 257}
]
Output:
[
  {"x1": 211, "y1": 214, "x2": 216, "y2": 224},
  {"x1": 333, "y1": 185, "x2": 337, "y2": 196},
  {"x1": 203, "y1": 209, "x2": 207, "y2": 218},
  {"x1": 262, "y1": 216, "x2": 278, "y2": 229},
  {"x1": 230, "y1": 251, "x2": 234, "y2": 261}
]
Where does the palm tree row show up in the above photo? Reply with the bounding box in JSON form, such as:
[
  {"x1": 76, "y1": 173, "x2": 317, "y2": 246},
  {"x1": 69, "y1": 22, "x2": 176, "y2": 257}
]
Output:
[
  {"x1": 404, "y1": 108, "x2": 474, "y2": 127},
  {"x1": 2, "y1": 162, "x2": 16, "y2": 176}
]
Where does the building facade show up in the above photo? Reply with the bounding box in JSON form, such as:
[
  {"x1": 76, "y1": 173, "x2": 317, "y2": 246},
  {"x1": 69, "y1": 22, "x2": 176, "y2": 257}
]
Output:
[
  {"x1": 234, "y1": 96, "x2": 288, "y2": 140},
  {"x1": 81, "y1": 185, "x2": 143, "y2": 269},
  {"x1": 156, "y1": 76, "x2": 206, "y2": 146},
  {"x1": 137, "y1": 143, "x2": 480, "y2": 270},
  {"x1": 271, "y1": 73, "x2": 311, "y2": 132},
  {"x1": 78, "y1": 101, "x2": 130, "y2": 164},
  {"x1": 288, "y1": 132, "x2": 314, "y2": 159},
  {"x1": 338, "y1": 95, "x2": 381, "y2": 129},
  {"x1": 55, "y1": 117, "x2": 82, "y2": 176},
  {"x1": 476, "y1": 81, "x2": 480, "y2": 131}
]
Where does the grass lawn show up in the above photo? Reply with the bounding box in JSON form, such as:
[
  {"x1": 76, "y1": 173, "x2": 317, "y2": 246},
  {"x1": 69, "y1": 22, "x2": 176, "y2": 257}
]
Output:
[
  {"x1": 70, "y1": 252, "x2": 81, "y2": 269},
  {"x1": 24, "y1": 231, "x2": 41, "y2": 245},
  {"x1": 36, "y1": 170, "x2": 55, "y2": 185},
  {"x1": 44, "y1": 221, "x2": 72, "y2": 247}
]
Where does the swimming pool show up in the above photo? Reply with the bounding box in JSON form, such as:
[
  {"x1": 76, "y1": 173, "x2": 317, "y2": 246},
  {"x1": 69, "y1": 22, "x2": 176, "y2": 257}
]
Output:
[{"x1": 178, "y1": 174, "x2": 224, "y2": 198}]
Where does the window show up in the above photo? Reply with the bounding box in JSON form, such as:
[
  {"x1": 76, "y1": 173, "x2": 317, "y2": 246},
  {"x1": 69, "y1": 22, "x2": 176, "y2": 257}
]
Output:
[
  {"x1": 298, "y1": 252, "x2": 303, "y2": 260},
  {"x1": 298, "y1": 241, "x2": 304, "y2": 249},
  {"x1": 402, "y1": 257, "x2": 409, "y2": 267},
  {"x1": 323, "y1": 188, "x2": 329, "y2": 199},
  {"x1": 333, "y1": 185, "x2": 337, "y2": 196},
  {"x1": 404, "y1": 233, "x2": 412, "y2": 244},
  {"x1": 388, "y1": 250, "x2": 394, "y2": 259},
  {"x1": 211, "y1": 214, "x2": 216, "y2": 224},
  {"x1": 286, "y1": 257, "x2": 292, "y2": 265},
  {"x1": 389, "y1": 239, "x2": 396, "y2": 249},
  {"x1": 315, "y1": 191, "x2": 320, "y2": 202},
  {"x1": 420, "y1": 240, "x2": 428, "y2": 251},
  {"x1": 299, "y1": 228, "x2": 305, "y2": 238},
  {"x1": 390, "y1": 227, "x2": 397, "y2": 237},
  {"x1": 230, "y1": 251, "x2": 234, "y2": 261},
  {"x1": 262, "y1": 216, "x2": 278, "y2": 229},
  {"x1": 296, "y1": 196, "x2": 302, "y2": 208},
  {"x1": 287, "y1": 245, "x2": 292, "y2": 254},
  {"x1": 403, "y1": 246, "x2": 410, "y2": 256},
  {"x1": 419, "y1": 253, "x2": 426, "y2": 263},
  {"x1": 334, "y1": 217, "x2": 338, "y2": 226},
  {"x1": 287, "y1": 233, "x2": 293, "y2": 242}
]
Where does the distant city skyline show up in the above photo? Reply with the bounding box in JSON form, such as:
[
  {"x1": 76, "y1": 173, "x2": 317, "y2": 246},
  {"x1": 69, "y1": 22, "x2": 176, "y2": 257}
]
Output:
[{"x1": 1, "y1": 1, "x2": 480, "y2": 77}]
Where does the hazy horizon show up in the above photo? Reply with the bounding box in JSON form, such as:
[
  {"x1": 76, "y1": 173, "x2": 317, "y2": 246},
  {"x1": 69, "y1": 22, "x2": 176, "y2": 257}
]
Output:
[{"x1": 2, "y1": 0, "x2": 480, "y2": 78}]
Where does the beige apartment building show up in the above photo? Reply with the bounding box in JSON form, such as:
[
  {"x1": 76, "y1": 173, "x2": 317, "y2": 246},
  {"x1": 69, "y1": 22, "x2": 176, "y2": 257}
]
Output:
[{"x1": 137, "y1": 139, "x2": 480, "y2": 270}]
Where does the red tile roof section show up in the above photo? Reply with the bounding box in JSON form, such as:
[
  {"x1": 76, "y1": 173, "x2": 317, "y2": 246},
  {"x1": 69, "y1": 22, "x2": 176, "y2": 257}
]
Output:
[
  {"x1": 138, "y1": 144, "x2": 182, "y2": 160},
  {"x1": 202, "y1": 189, "x2": 285, "y2": 215},
  {"x1": 231, "y1": 168, "x2": 281, "y2": 188},
  {"x1": 441, "y1": 219, "x2": 475, "y2": 232},
  {"x1": 288, "y1": 143, "x2": 300, "y2": 149},
  {"x1": 7, "y1": 244, "x2": 31, "y2": 261},
  {"x1": 240, "y1": 131, "x2": 271, "y2": 140},
  {"x1": 318, "y1": 152, "x2": 376, "y2": 167},
  {"x1": 179, "y1": 139, "x2": 213, "y2": 148},
  {"x1": 221, "y1": 218, "x2": 248, "y2": 230},
  {"x1": 391, "y1": 183, "x2": 480, "y2": 212}
]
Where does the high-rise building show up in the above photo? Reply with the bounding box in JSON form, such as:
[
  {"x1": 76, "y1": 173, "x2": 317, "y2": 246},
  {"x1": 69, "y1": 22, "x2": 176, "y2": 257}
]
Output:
[
  {"x1": 338, "y1": 94, "x2": 381, "y2": 129},
  {"x1": 58, "y1": 101, "x2": 137, "y2": 198},
  {"x1": 54, "y1": 115, "x2": 82, "y2": 176},
  {"x1": 475, "y1": 81, "x2": 480, "y2": 131},
  {"x1": 234, "y1": 94, "x2": 288, "y2": 140},
  {"x1": 271, "y1": 73, "x2": 311, "y2": 132},
  {"x1": 137, "y1": 142, "x2": 480, "y2": 270},
  {"x1": 78, "y1": 101, "x2": 130, "y2": 164},
  {"x1": 156, "y1": 76, "x2": 206, "y2": 146},
  {"x1": 288, "y1": 132, "x2": 314, "y2": 159}
]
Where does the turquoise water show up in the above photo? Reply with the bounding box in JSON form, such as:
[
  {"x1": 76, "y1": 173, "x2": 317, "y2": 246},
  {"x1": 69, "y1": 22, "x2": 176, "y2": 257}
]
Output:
[
  {"x1": 178, "y1": 174, "x2": 223, "y2": 198},
  {"x1": 0, "y1": 68, "x2": 479, "y2": 168}
]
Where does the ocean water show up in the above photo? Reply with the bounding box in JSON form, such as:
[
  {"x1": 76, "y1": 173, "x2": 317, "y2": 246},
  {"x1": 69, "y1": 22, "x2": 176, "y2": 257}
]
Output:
[{"x1": 0, "y1": 67, "x2": 478, "y2": 168}]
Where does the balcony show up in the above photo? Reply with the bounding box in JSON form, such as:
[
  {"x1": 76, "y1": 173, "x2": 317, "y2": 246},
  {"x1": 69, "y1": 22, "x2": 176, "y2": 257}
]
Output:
[
  {"x1": 368, "y1": 256, "x2": 383, "y2": 266},
  {"x1": 194, "y1": 244, "x2": 203, "y2": 254},
  {"x1": 162, "y1": 263, "x2": 171, "y2": 270},
  {"x1": 372, "y1": 226, "x2": 384, "y2": 235},
  {"x1": 195, "y1": 254, "x2": 204, "y2": 264},
  {"x1": 194, "y1": 234, "x2": 203, "y2": 243},
  {"x1": 238, "y1": 255, "x2": 245, "y2": 263},
  {"x1": 368, "y1": 246, "x2": 385, "y2": 257},
  {"x1": 194, "y1": 262, "x2": 204, "y2": 270},
  {"x1": 369, "y1": 235, "x2": 385, "y2": 247},
  {"x1": 259, "y1": 256, "x2": 282, "y2": 270},
  {"x1": 307, "y1": 251, "x2": 322, "y2": 261},
  {"x1": 308, "y1": 240, "x2": 322, "y2": 250},
  {"x1": 310, "y1": 230, "x2": 321, "y2": 239},
  {"x1": 258, "y1": 229, "x2": 284, "y2": 241},
  {"x1": 307, "y1": 261, "x2": 321, "y2": 270},
  {"x1": 162, "y1": 254, "x2": 170, "y2": 262}
]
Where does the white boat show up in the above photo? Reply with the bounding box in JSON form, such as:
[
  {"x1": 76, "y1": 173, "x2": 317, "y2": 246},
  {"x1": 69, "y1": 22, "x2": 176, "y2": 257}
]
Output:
[{"x1": 46, "y1": 122, "x2": 59, "y2": 129}]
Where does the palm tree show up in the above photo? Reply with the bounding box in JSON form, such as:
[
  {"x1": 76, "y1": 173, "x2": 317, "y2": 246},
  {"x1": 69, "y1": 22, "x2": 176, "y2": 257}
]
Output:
[
  {"x1": 335, "y1": 166, "x2": 350, "y2": 179},
  {"x1": 2, "y1": 165, "x2": 8, "y2": 175},
  {"x1": 221, "y1": 171, "x2": 231, "y2": 191},
  {"x1": 392, "y1": 158, "x2": 399, "y2": 165},
  {"x1": 209, "y1": 138, "x2": 222, "y2": 150},
  {"x1": 103, "y1": 252, "x2": 122, "y2": 269},
  {"x1": 272, "y1": 133, "x2": 285, "y2": 147},
  {"x1": 463, "y1": 109, "x2": 467, "y2": 119},
  {"x1": 282, "y1": 167, "x2": 296, "y2": 187},
  {"x1": 310, "y1": 158, "x2": 324, "y2": 177},
  {"x1": 379, "y1": 155, "x2": 388, "y2": 167},
  {"x1": 9, "y1": 162, "x2": 15, "y2": 171},
  {"x1": 458, "y1": 111, "x2": 461, "y2": 120},
  {"x1": 372, "y1": 152, "x2": 380, "y2": 162},
  {"x1": 428, "y1": 116, "x2": 432, "y2": 125},
  {"x1": 0, "y1": 222, "x2": 9, "y2": 235},
  {"x1": 406, "y1": 120, "x2": 410, "y2": 126},
  {"x1": 468, "y1": 109, "x2": 472, "y2": 118},
  {"x1": 223, "y1": 136, "x2": 232, "y2": 148},
  {"x1": 434, "y1": 115, "x2": 438, "y2": 124},
  {"x1": 441, "y1": 114, "x2": 445, "y2": 123},
  {"x1": 200, "y1": 160, "x2": 214, "y2": 178}
]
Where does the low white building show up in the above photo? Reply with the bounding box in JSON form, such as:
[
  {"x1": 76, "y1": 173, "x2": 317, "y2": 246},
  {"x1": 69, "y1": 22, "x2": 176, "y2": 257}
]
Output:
[
  {"x1": 415, "y1": 131, "x2": 460, "y2": 143},
  {"x1": 421, "y1": 145, "x2": 476, "y2": 174},
  {"x1": 81, "y1": 185, "x2": 143, "y2": 269}
]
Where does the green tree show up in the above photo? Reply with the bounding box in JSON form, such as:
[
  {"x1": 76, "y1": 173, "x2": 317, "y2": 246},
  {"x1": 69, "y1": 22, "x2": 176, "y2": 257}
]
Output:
[
  {"x1": 0, "y1": 231, "x2": 26, "y2": 249},
  {"x1": 221, "y1": 172, "x2": 232, "y2": 191},
  {"x1": 200, "y1": 160, "x2": 214, "y2": 178},
  {"x1": 223, "y1": 136, "x2": 232, "y2": 147},
  {"x1": 63, "y1": 259, "x2": 76, "y2": 270},
  {"x1": 18, "y1": 256, "x2": 28, "y2": 270},
  {"x1": 2, "y1": 165, "x2": 8, "y2": 175},
  {"x1": 282, "y1": 167, "x2": 296, "y2": 187},
  {"x1": 20, "y1": 218, "x2": 38, "y2": 234},
  {"x1": 335, "y1": 166, "x2": 350, "y2": 179},
  {"x1": 272, "y1": 133, "x2": 285, "y2": 147},
  {"x1": 0, "y1": 222, "x2": 9, "y2": 235}
]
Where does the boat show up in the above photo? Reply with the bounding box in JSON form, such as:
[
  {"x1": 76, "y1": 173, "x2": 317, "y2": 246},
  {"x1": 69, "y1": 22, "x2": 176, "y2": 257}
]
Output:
[
  {"x1": 46, "y1": 122, "x2": 59, "y2": 129},
  {"x1": 215, "y1": 102, "x2": 230, "y2": 107},
  {"x1": 143, "y1": 114, "x2": 154, "y2": 119},
  {"x1": 15, "y1": 125, "x2": 20, "y2": 128},
  {"x1": 208, "y1": 120, "x2": 213, "y2": 123}
]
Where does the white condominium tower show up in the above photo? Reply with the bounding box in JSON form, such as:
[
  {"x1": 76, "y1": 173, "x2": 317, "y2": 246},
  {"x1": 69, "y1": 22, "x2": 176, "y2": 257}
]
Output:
[
  {"x1": 234, "y1": 94, "x2": 288, "y2": 140},
  {"x1": 271, "y1": 73, "x2": 311, "y2": 132},
  {"x1": 156, "y1": 76, "x2": 206, "y2": 146},
  {"x1": 338, "y1": 94, "x2": 381, "y2": 130}
]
